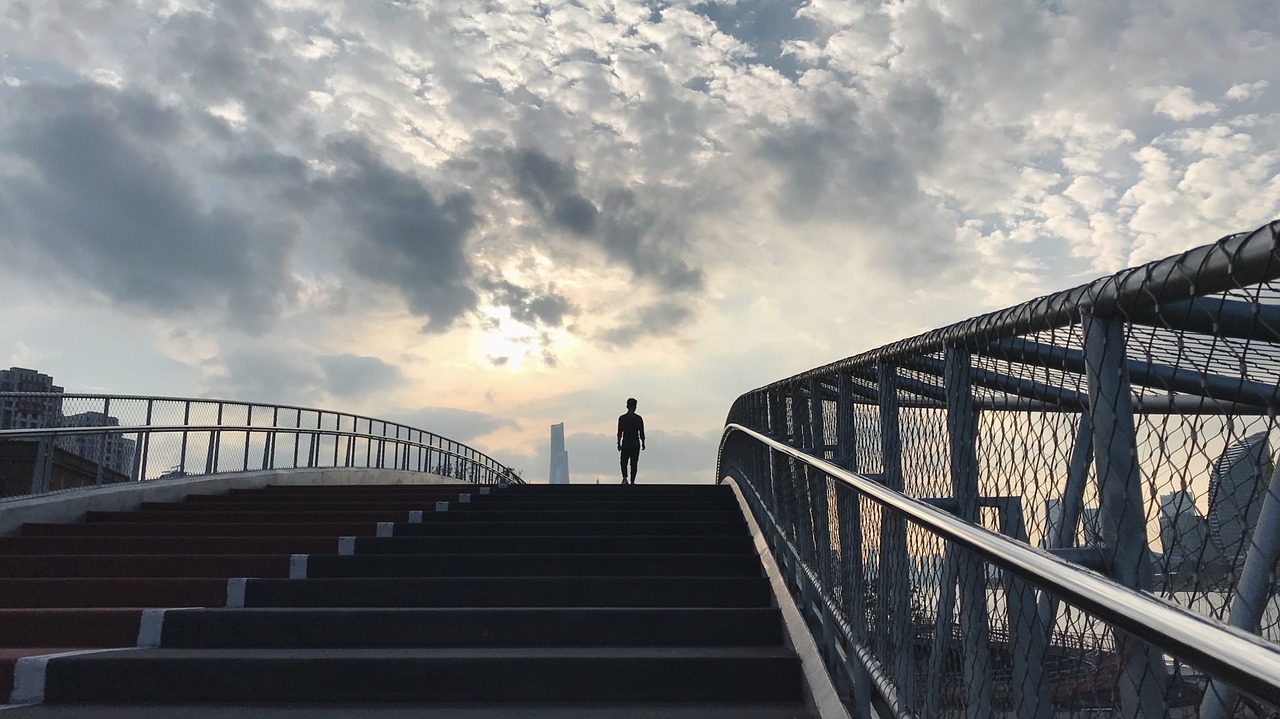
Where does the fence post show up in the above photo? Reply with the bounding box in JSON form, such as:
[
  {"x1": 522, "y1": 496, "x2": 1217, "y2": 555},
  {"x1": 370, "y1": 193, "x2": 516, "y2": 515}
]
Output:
[
  {"x1": 837, "y1": 372, "x2": 858, "y2": 472},
  {"x1": 876, "y1": 361, "x2": 914, "y2": 706},
  {"x1": 1081, "y1": 310, "x2": 1165, "y2": 718},
  {"x1": 180, "y1": 401, "x2": 191, "y2": 476},
  {"x1": 138, "y1": 399, "x2": 154, "y2": 482},
  {"x1": 941, "y1": 346, "x2": 995, "y2": 717},
  {"x1": 809, "y1": 377, "x2": 826, "y2": 460},
  {"x1": 95, "y1": 397, "x2": 110, "y2": 485},
  {"x1": 243, "y1": 405, "x2": 252, "y2": 472}
]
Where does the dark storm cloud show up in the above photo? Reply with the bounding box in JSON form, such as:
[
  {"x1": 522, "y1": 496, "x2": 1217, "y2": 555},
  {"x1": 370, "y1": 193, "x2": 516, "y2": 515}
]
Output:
[
  {"x1": 389, "y1": 406, "x2": 519, "y2": 443},
  {"x1": 759, "y1": 82, "x2": 956, "y2": 273},
  {"x1": 510, "y1": 148, "x2": 599, "y2": 235},
  {"x1": 154, "y1": 0, "x2": 313, "y2": 129},
  {"x1": 598, "y1": 299, "x2": 694, "y2": 347},
  {"x1": 211, "y1": 350, "x2": 323, "y2": 404},
  {"x1": 483, "y1": 279, "x2": 577, "y2": 328},
  {"x1": 318, "y1": 354, "x2": 404, "y2": 399},
  {"x1": 320, "y1": 139, "x2": 482, "y2": 333},
  {"x1": 0, "y1": 83, "x2": 296, "y2": 333},
  {"x1": 506, "y1": 148, "x2": 704, "y2": 293}
]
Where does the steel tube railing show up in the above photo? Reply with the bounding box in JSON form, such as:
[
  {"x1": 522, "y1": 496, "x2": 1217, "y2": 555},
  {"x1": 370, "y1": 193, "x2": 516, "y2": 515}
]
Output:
[{"x1": 721, "y1": 422, "x2": 1280, "y2": 704}]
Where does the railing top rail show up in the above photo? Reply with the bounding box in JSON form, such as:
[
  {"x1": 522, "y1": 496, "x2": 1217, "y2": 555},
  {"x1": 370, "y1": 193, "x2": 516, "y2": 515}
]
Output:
[
  {"x1": 721, "y1": 422, "x2": 1280, "y2": 701},
  {"x1": 0, "y1": 391, "x2": 509, "y2": 468},
  {"x1": 1, "y1": 391, "x2": 447, "y2": 432},
  {"x1": 751, "y1": 220, "x2": 1280, "y2": 391}
]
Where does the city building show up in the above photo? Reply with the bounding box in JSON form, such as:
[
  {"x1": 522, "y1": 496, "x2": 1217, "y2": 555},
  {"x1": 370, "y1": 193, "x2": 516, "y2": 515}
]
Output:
[
  {"x1": 57, "y1": 411, "x2": 137, "y2": 480},
  {"x1": 1158, "y1": 490, "x2": 1209, "y2": 572},
  {"x1": 1207, "y1": 432, "x2": 1272, "y2": 566},
  {"x1": 549, "y1": 423, "x2": 569, "y2": 484},
  {"x1": 1081, "y1": 507, "x2": 1103, "y2": 547},
  {"x1": 1041, "y1": 498, "x2": 1065, "y2": 548},
  {"x1": 0, "y1": 367, "x2": 64, "y2": 430}
]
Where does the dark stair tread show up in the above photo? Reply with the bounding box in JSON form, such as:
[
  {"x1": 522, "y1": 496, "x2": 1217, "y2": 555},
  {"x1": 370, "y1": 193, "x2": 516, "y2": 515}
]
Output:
[
  {"x1": 0, "y1": 704, "x2": 816, "y2": 719},
  {"x1": 158, "y1": 607, "x2": 784, "y2": 648},
  {"x1": 301, "y1": 553, "x2": 761, "y2": 578}
]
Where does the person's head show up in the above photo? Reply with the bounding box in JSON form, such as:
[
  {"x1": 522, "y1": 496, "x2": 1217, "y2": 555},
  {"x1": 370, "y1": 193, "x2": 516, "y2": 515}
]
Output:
[{"x1": 626, "y1": 397, "x2": 637, "y2": 411}]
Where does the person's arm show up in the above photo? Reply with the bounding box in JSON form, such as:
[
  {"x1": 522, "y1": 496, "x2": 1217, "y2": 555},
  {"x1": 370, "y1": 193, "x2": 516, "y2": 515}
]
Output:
[
  {"x1": 640, "y1": 416, "x2": 646, "y2": 450},
  {"x1": 617, "y1": 416, "x2": 623, "y2": 450}
]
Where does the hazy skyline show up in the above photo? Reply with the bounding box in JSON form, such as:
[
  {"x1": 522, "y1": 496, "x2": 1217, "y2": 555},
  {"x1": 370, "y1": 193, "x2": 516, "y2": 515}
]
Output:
[{"x1": 1, "y1": 0, "x2": 1278, "y2": 482}]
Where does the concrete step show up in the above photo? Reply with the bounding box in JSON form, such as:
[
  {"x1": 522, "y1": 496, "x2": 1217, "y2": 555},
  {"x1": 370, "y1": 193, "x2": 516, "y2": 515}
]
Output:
[
  {"x1": 300, "y1": 553, "x2": 762, "y2": 578},
  {"x1": 0, "y1": 555, "x2": 291, "y2": 579},
  {"x1": 85, "y1": 511, "x2": 424, "y2": 524},
  {"x1": 156, "y1": 607, "x2": 784, "y2": 648},
  {"x1": 88, "y1": 509, "x2": 743, "y2": 523},
  {"x1": 0, "y1": 609, "x2": 143, "y2": 647},
  {"x1": 39, "y1": 647, "x2": 804, "y2": 704},
  {"x1": 239, "y1": 576, "x2": 773, "y2": 608},
  {"x1": 387, "y1": 521, "x2": 745, "y2": 537},
  {"x1": 158, "y1": 499, "x2": 736, "y2": 512},
  {"x1": 0, "y1": 578, "x2": 228, "y2": 608},
  {"x1": 229, "y1": 485, "x2": 489, "y2": 494},
  {"x1": 20, "y1": 522, "x2": 379, "y2": 537},
  {"x1": 0, "y1": 703, "x2": 817, "y2": 718},
  {"x1": 348, "y1": 534, "x2": 755, "y2": 555},
  {"x1": 0, "y1": 536, "x2": 341, "y2": 556}
]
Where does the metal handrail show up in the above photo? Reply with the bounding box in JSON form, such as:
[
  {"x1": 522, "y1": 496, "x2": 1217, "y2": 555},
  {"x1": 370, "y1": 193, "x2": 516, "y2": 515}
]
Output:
[
  {"x1": 720, "y1": 422, "x2": 1280, "y2": 703},
  {"x1": 0, "y1": 393, "x2": 523, "y2": 496}
]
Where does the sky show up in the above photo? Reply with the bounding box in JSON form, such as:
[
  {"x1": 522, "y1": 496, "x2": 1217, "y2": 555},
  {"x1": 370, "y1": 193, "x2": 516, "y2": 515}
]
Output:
[{"x1": 0, "y1": 0, "x2": 1278, "y2": 484}]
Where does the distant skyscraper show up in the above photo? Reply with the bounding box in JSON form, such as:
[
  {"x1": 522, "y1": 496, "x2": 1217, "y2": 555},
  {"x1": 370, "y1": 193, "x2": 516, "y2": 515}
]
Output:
[
  {"x1": 1081, "y1": 507, "x2": 1103, "y2": 547},
  {"x1": 1207, "y1": 432, "x2": 1271, "y2": 565},
  {"x1": 1041, "y1": 498, "x2": 1065, "y2": 548},
  {"x1": 0, "y1": 367, "x2": 63, "y2": 430},
  {"x1": 549, "y1": 423, "x2": 569, "y2": 484},
  {"x1": 58, "y1": 411, "x2": 137, "y2": 480}
]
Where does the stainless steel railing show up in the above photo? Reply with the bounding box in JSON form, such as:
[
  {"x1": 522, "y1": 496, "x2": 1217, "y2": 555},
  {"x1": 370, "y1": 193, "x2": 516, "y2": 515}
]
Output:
[
  {"x1": 720, "y1": 423, "x2": 1280, "y2": 717},
  {"x1": 0, "y1": 394, "x2": 522, "y2": 498}
]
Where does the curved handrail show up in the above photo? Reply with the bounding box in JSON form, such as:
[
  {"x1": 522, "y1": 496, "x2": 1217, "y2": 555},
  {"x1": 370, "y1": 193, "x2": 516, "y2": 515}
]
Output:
[
  {"x1": 0, "y1": 393, "x2": 523, "y2": 496},
  {"x1": 719, "y1": 422, "x2": 1280, "y2": 704}
]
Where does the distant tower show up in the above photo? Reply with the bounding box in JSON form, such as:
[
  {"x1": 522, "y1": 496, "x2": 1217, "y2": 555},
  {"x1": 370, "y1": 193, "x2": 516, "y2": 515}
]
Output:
[
  {"x1": 549, "y1": 423, "x2": 569, "y2": 484},
  {"x1": 1207, "y1": 432, "x2": 1271, "y2": 565}
]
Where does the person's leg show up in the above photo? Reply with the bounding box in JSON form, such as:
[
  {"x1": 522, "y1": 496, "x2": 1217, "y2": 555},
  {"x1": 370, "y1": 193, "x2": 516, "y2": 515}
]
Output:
[
  {"x1": 628, "y1": 449, "x2": 639, "y2": 484},
  {"x1": 619, "y1": 450, "x2": 629, "y2": 483}
]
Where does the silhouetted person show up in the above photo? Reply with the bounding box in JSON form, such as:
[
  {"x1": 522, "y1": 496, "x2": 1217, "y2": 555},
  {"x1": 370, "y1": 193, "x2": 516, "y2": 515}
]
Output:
[{"x1": 617, "y1": 398, "x2": 645, "y2": 484}]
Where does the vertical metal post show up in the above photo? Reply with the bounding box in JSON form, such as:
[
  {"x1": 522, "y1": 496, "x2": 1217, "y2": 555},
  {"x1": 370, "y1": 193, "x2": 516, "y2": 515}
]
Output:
[
  {"x1": 876, "y1": 362, "x2": 914, "y2": 705},
  {"x1": 180, "y1": 401, "x2": 191, "y2": 476},
  {"x1": 809, "y1": 377, "x2": 826, "y2": 459},
  {"x1": 212, "y1": 402, "x2": 224, "y2": 474},
  {"x1": 95, "y1": 397, "x2": 110, "y2": 485},
  {"x1": 1201, "y1": 460, "x2": 1280, "y2": 719},
  {"x1": 942, "y1": 346, "x2": 994, "y2": 718},
  {"x1": 138, "y1": 399, "x2": 153, "y2": 482},
  {"x1": 30, "y1": 435, "x2": 49, "y2": 494},
  {"x1": 1081, "y1": 310, "x2": 1165, "y2": 718},
  {"x1": 243, "y1": 405, "x2": 252, "y2": 472},
  {"x1": 837, "y1": 372, "x2": 858, "y2": 472},
  {"x1": 333, "y1": 414, "x2": 341, "y2": 467},
  {"x1": 995, "y1": 498, "x2": 1050, "y2": 719},
  {"x1": 835, "y1": 484, "x2": 872, "y2": 719}
]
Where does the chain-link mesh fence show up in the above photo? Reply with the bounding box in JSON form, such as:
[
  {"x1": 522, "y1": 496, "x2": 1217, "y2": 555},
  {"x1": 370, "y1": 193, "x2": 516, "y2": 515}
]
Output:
[
  {"x1": 0, "y1": 395, "x2": 521, "y2": 499},
  {"x1": 720, "y1": 220, "x2": 1280, "y2": 718}
]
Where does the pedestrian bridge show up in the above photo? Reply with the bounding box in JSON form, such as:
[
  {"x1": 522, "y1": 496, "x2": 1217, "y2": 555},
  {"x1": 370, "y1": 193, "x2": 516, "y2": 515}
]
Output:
[{"x1": 3, "y1": 220, "x2": 1280, "y2": 718}]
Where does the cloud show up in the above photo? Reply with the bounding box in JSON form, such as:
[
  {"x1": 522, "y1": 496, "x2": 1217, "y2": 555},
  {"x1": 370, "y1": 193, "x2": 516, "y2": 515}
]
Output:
[
  {"x1": 484, "y1": 278, "x2": 577, "y2": 328},
  {"x1": 1142, "y1": 85, "x2": 1219, "y2": 120},
  {"x1": 317, "y1": 354, "x2": 404, "y2": 399},
  {"x1": 388, "y1": 406, "x2": 519, "y2": 443},
  {"x1": 320, "y1": 139, "x2": 482, "y2": 333},
  {"x1": 598, "y1": 300, "x2": 695, "y2": 347},
  {"x1": 0, "y1": 83, "x2": 298, "y2": 333},
  {"x1": 1226, "y1": 81, "x2": 1269, "y2": 101}
]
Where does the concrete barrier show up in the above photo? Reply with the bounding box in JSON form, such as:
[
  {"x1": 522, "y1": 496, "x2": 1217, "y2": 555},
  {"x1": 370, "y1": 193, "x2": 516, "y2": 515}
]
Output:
[{"x1": 0, "y1": 469, "x2": 470, "y2": 537}]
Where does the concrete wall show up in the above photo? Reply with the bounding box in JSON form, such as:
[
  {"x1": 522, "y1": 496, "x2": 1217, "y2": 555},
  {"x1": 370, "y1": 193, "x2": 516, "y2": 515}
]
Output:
[{"x1": 0, "y1": 468, "x2": 470, "y2": 537}]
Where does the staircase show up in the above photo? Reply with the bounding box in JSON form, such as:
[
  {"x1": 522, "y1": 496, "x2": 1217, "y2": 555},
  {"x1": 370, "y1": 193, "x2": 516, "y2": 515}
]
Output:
[{"x1": 2, "y1": 483, "x2": 815, "y2": 717}]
